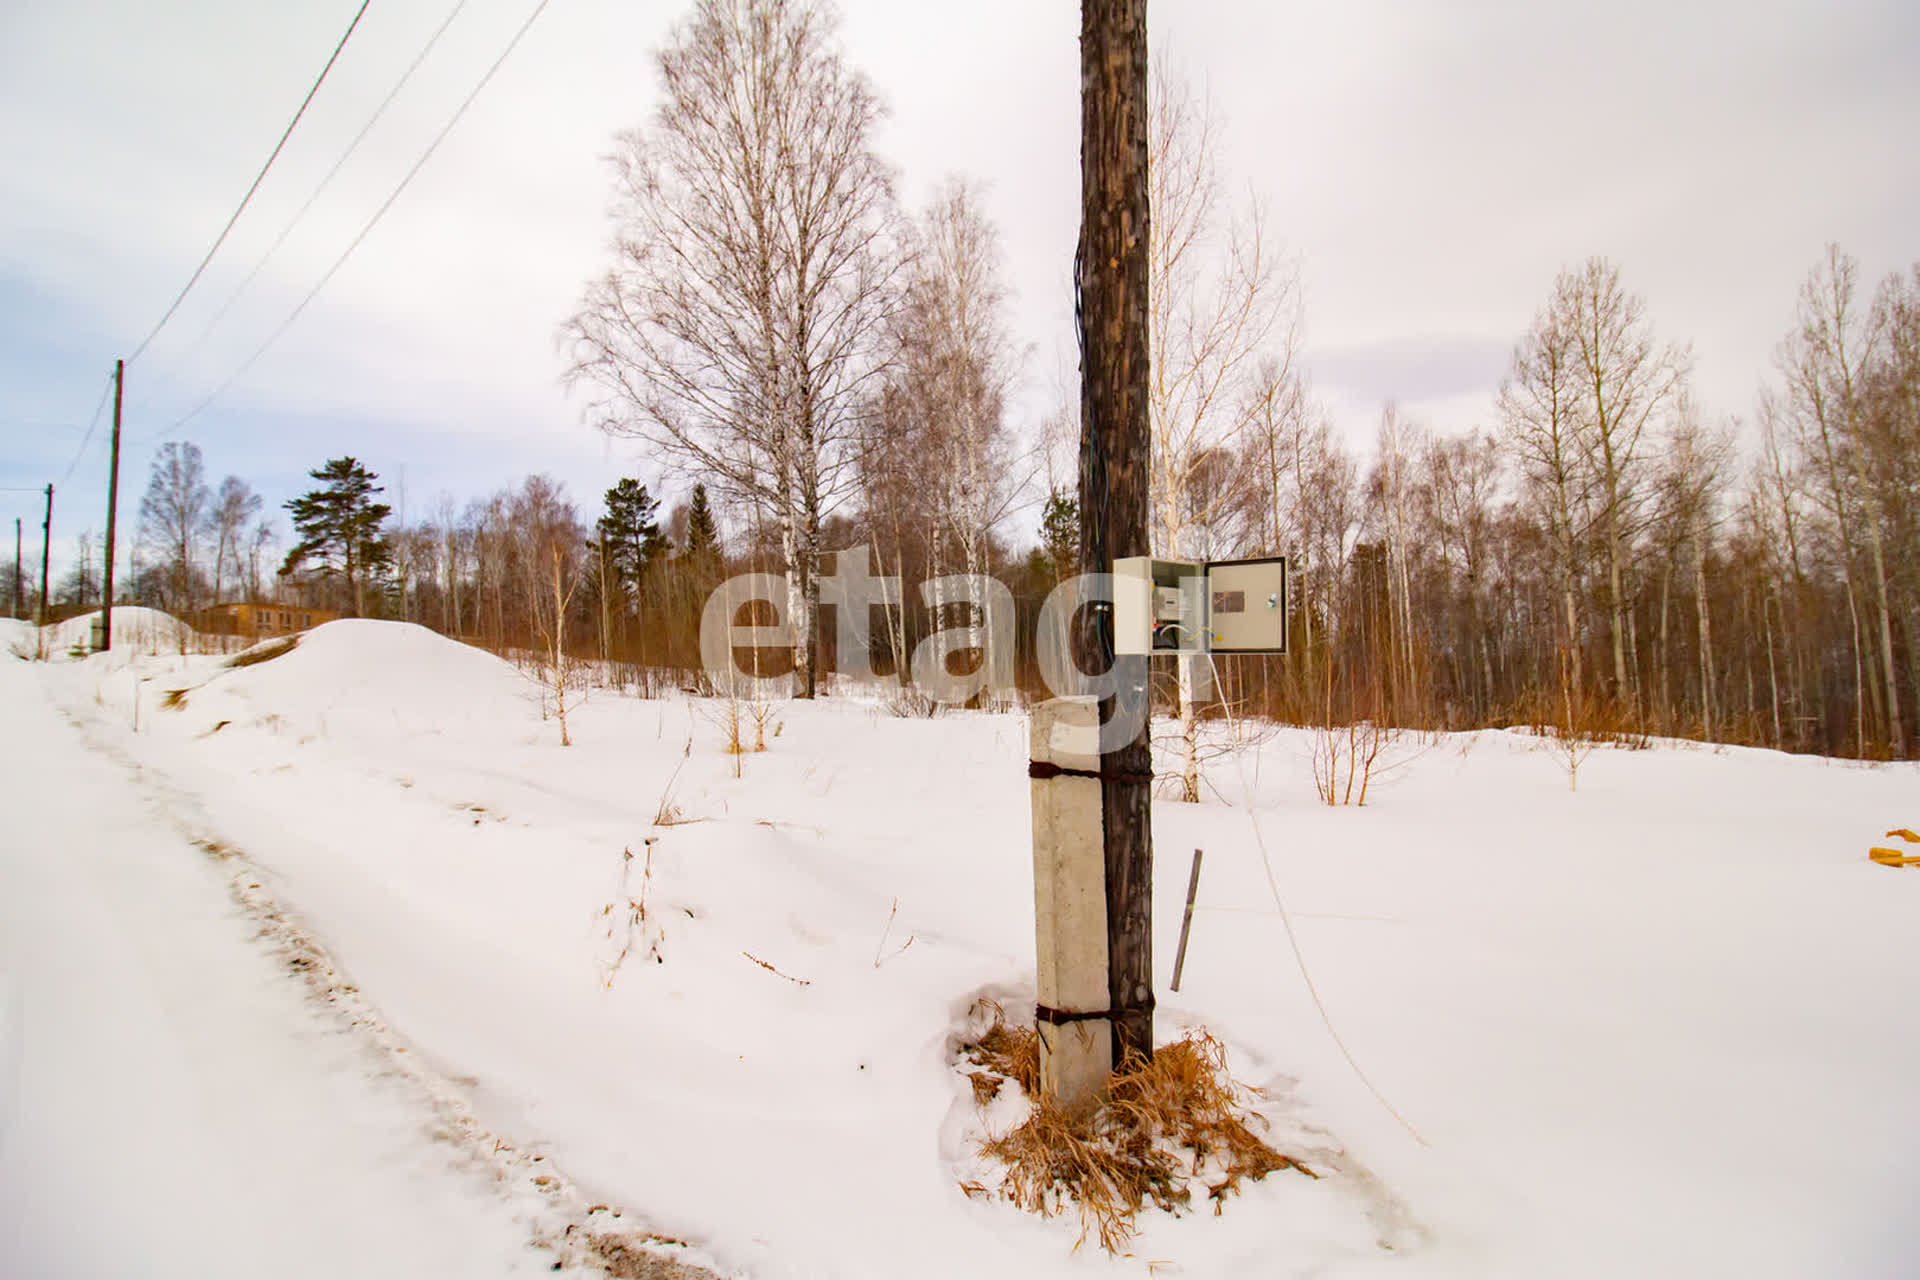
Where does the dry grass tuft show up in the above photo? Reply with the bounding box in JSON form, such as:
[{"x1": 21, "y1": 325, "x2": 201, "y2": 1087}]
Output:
[
  {"x1": 960, "y1": 999, "x2": 1041, "y2": 1096},
  {"x1": 224, "y1": 635, "x2": 300, "y2": 669},
  {"x1": 160, "y1": 687, "x2": 189, "y2": 709},
  {"x1": 598, "y1": 842, "x2": 660, "y2": 986},
  {"x1": 967, "y1": 1070, "x2": 1004, "y2": 1107},
  {"x1": 960, "y1": 1004, "x2": 1314, "y2": 1253},
  {"x1": 746, "y1": 700, "x2": 781, "y2": 750},
  {"x1": 741, "y1": 950, "x2": 810, "y2": 985},
  {"x1": 585, "y1": 1231, "x2": 711, "y2": 1278}
]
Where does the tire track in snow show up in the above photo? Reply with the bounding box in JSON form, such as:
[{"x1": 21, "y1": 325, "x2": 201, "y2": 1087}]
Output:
[{"x1": 47, "y1": 691, "x2": 720, "y2": 1280}]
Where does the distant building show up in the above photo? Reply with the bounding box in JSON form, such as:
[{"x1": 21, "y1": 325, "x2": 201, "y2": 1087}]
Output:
[{"x1": 195, "y1": 602, "x2": 337, "y2": 641}]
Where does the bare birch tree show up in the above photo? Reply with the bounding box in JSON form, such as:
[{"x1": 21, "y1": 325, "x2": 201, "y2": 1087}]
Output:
[
  {"x1": 1370, "y1": 403, "x2": 1425, "y2": 721},
  {"x1": 566, "y1": 0, "x2": 896, "y2": 698},
  {"x1": 1651, "y1": 398, "x2": 1732, "y2": 736},
  {"x1": 877, "y1": 176, "x2": 1024, "y2": 686},
  {"x1": 908, "y1": 179, "x2": 1023, "y2": 572},
  {"x1": 1562, "y1": 257, "x2": 1689, "y2": 712},
  {"x1": 1500, "y1": 293, "x2": 1590, "y2": 700},
  {"x1": 1776, "y1": 247, "x2": 1904, "y2": 755},
  {"x1": 209, "y1": 476, "x2": 261, "y2": 606},
  {"x1": 245, "y1": 519, "x2": 276, "y2": 603},
  {"x1": 137, "y1": 441, "x2": 211, "y2": 618},
  {"x1": 507, "y1": 475, "x2": 586, "y2": 739},
  {"x1": 1146, "y1": 58, "x2": 1296, "y2": 561},
  {"x1": 1866, "y1": 265, "x2": 1920, "y2": 733},
  {"x1": 1146, "y1": 58, "x2": 1299, "y2": 799},
  {"x1": 1420, "y1": 430, "x2": 1504, "y2": 716}
]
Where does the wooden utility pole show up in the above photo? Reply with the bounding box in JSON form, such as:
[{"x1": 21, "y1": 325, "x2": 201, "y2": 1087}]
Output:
[
  {"x1": 38, "y1": 483, "x2": 53, "y2": 625},
  {"x1": 1075, "y1": 0, "x2": 1155, "y2": 1067},
  {"x1": 102, "y1": 359, "x2": 124, "y2": 651}
]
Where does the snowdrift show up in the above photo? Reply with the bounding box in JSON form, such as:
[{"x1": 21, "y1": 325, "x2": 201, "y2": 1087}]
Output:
[
  {"x1": 166, "y1": 619, "x2": 550, "y2": 746},
  {"x1": 0, "y1": 616, "x2": 32, "y2": 654},
  {"x1": 18, "y1": 607, "x2": 196, "y2": 658}
]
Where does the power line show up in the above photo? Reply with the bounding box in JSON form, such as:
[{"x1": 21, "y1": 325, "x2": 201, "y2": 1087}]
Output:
[
  {"x1": 145, "y1": 0, "x2": 555, "y2": 444},
  {"x1": 58, "y1": 374, "x2": 117, "y2": 485},
  {"x1": 1205, "y1": 651, "x2": 1430, "y2": 1149},
  {"x1": 145, "y1": 0, "x2": 476, "y2": 399},
  {"x1": 127, "y1": 0, "x2": 374, "y2": 366}
]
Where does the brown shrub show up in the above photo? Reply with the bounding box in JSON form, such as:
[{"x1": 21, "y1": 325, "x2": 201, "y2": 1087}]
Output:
[{"x1": 960, "y1": 1004, "x2": 1314, "y2": 1253}]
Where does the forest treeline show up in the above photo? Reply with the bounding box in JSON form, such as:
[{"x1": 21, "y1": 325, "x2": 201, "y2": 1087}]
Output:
[{"x1": 15, "y1": 0, "x2": 1915, "y2": 765}]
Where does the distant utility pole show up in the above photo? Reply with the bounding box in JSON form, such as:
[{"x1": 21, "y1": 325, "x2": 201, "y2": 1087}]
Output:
[
  {"x1": 12, "y1": 517, "x2": 20, "y2": 618},
  {"x1": 102, "y1": 358, "x2": 125, "y2": 650},
  {"x1": 38, "y1": 483, "x2": 53, "y2": 626},
  {"x1": 1076, "y1": 0, "x2": 1155, "y2": 1066}
]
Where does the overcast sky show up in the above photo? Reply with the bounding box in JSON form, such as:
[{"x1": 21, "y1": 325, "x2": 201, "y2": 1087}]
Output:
[{"x1": 2, "y1": 0, "x2": 1916, "y2": 583}]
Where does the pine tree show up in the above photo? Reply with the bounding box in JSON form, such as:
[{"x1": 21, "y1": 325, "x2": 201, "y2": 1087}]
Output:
[
  {"x1": 282, "y1": 458, "x2": 392, "y2": 617},
  {"x1": 684, "y1": 483, "x2": 719, "y2": 563},
  {"x1": 1040, "y1": 487, "x2": 1079, "y2": 580},
  {"x1": 596, "y1": 479, "x2": 667, "y2": 597}
]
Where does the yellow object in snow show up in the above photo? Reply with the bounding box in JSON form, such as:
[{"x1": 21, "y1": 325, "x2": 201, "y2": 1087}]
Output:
[{"x1": 1869, "y1": 829, "x2": 1919, "y2": 866}]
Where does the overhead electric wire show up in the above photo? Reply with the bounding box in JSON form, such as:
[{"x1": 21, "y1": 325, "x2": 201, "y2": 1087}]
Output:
[
  {"x1": 145, "y1": 0, "x2": 556, "y2": 444},
  {"x1": 1204, "y1": 650, "x2": 1431, "y2": 1149},
  {"x1": 146, "y1": 0, "x2": 475, "y2": 396},
  {"x1": 57, "y1": 374, "x2": 116, "y2": 485},
  {"x1": 126, "y1": 0, "x2": 374, "y2": 366},
  {"x1": 0, "y1": 420, "x2": 91, "y2": 434}
]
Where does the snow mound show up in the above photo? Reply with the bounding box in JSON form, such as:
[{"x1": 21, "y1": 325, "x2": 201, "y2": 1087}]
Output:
[
  {"x1": 185, "y1": 619, "x2": 545, "y2": 744},
  {"x1": 0, "y1": 617, "x2": 32, "y2": 654},
  {"x1": 14, "y1": 608, "x2": 193, "y2": 659}
]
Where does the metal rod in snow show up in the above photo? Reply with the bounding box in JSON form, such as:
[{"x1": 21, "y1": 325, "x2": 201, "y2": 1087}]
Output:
[{"x1": 1171, "y1": 848, "x2": 1204, "y2": 992}]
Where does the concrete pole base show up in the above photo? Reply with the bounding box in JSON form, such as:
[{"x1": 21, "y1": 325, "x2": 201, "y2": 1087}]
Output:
[{"x1": 1030, "y1": 696, "x2": 1114, "y2": 1109}]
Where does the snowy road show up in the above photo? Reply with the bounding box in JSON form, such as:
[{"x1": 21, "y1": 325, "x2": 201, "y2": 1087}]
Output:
[{"x1": 0, "y1": 659, "x2": 550, "y2": 1280}]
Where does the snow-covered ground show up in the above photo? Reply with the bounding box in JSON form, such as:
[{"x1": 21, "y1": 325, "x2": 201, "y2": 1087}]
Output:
[
  {"x1": 7, "y1": 614, "x2": 1920, "y2": 1278},
  {"x1": 0, "y1": 632, "x2": 575, "y2": 1279}
]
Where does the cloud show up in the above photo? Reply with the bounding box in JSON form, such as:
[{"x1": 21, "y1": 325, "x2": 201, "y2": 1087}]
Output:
[
  {"x1": 1309, "y1": 333, "x2": 1513, "y2": 407},
  {"x1": 2, "y1": 0, "x2": 1916, "y2": 572}
]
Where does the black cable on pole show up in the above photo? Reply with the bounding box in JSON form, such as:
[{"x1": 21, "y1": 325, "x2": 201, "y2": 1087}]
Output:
[
  {"x1": 145, "y1": 0, "x2": 475, "y2": 397},
  {"x1": 127, "y1": 0, "x2": 374, "y2": 366},
  {"x1": 146, "y1": 0, "x2": 555, "y2": 444}
]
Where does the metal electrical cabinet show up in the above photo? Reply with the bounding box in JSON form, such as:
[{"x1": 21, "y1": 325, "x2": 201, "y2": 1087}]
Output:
[
  {"x1": 1114, "y1": 555, "x2": 1287, "y2": 656},
  {"x1": 1114, "y1": 557, "x2": 1206, "y2": 654},
  {"x1": 1203, "y1": 556, "x2": 1288, "y2": 654}
]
